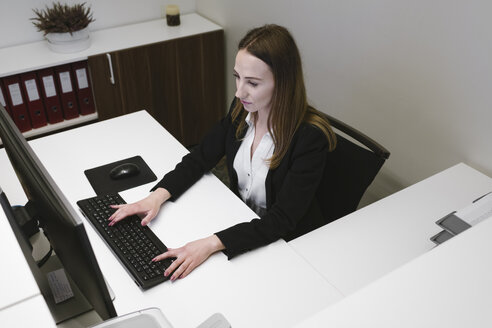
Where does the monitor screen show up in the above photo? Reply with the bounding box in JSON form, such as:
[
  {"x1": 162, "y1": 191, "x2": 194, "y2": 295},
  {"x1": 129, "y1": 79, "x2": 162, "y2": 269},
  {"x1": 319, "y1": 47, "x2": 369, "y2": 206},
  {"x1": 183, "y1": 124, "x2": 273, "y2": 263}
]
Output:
[{"x1": 0, "y1": 104, "x2": 116, "y2": 323}]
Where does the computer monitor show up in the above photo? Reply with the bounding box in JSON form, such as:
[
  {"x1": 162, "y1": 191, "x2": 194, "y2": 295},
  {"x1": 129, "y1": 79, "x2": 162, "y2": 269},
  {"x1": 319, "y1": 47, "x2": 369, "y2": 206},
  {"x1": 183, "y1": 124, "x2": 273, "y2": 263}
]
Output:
[{"x1": 0, "y1": 104, "x2": 117, "y2": 323}]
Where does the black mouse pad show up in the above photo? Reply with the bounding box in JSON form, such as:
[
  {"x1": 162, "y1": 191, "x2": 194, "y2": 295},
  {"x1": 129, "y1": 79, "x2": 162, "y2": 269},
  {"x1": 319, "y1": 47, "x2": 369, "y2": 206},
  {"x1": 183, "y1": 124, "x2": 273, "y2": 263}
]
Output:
[{"x1": 84, "y1": 155, "x2": 157, "y2": 195}]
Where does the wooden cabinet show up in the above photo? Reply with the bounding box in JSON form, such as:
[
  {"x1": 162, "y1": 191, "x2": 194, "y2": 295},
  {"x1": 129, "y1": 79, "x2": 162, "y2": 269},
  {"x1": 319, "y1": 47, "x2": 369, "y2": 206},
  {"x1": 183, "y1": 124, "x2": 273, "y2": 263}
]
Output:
[
  {"x1": 88, "y1": 30, "x2": 225, "y2": 147},
  {"x1": 0, "y1": 14, "x2": 225, "y2": 143}
]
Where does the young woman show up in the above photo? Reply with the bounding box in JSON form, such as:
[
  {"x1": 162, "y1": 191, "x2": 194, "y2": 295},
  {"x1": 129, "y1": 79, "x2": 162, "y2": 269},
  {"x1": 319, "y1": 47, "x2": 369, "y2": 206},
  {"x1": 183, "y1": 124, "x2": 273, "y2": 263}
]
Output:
[{"x1": 108, "y1": 24, "x2": 336, "y2": 281}]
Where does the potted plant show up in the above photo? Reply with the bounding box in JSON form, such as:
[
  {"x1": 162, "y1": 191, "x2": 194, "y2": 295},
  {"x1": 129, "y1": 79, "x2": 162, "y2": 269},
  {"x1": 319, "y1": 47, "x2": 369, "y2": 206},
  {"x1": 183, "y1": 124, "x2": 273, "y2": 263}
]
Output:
[{"x1": 31, "y1": 2, "x2": 95, "y2": 53}]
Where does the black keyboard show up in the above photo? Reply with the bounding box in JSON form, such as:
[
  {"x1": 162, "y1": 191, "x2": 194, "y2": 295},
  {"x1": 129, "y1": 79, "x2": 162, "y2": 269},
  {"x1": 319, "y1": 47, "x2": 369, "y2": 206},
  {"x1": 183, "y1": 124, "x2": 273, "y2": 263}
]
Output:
[{"x1": 77, "y1": 193, "x2": 173, "y2": 290}]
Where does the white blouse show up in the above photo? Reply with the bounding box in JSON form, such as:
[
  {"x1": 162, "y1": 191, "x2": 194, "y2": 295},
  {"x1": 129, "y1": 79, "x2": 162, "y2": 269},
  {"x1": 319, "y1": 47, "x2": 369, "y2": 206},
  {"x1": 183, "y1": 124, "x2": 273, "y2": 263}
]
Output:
[{"x1": 233, "y1": 113, "x2": 275, "y2": 216}]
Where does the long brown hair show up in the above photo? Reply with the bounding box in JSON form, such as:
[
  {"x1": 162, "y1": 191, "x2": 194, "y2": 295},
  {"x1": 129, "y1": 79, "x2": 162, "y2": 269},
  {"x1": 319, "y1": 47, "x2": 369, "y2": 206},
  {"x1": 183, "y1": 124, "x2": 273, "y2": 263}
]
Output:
[{"x1": 232, "y1": 24, "x2": 336, "y2": 168}]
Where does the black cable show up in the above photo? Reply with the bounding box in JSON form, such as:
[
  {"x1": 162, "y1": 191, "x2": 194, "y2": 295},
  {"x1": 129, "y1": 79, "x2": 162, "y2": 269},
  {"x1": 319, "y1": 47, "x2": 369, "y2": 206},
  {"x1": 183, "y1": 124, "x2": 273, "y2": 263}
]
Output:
[{"x1": 37, "y1": 245, "x2": 53, "y2": 268}]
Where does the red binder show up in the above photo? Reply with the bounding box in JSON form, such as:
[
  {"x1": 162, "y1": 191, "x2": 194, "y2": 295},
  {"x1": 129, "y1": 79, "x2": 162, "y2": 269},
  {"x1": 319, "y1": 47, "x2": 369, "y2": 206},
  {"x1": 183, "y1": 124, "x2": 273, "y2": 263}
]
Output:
[
  {"x1": 0, "y1": 79, "x2": 12, "y2": 117},
  {"x1": 54, "y1": 64, "x2": 79, "y2": 119},
  {"x1": 20, "y1": 72, "x2": 48, "y2": 129},
  {"x1": 71, "y1": 61, "x2": 96, "y2": 115},
  {"x1": 3, "y1": 75, "x2": 32, "y2": 132},
  {"x1": 37, "y1": 68, "x2": 64, "y2": 124}
]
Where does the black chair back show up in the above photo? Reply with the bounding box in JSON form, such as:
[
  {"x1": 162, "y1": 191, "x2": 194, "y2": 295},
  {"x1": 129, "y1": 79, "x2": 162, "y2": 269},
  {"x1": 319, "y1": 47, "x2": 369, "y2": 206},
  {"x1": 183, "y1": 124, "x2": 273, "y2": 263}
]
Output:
[{"x1": 319, "y1": 114, "x2": 390, "y2": 223}]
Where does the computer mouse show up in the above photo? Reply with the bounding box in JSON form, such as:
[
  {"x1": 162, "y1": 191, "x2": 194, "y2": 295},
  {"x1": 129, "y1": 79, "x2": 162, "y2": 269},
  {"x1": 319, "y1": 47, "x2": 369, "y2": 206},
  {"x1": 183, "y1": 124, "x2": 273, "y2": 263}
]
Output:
[{"x1": 109, "y1": 163, "x2": 141, "y2": 180}]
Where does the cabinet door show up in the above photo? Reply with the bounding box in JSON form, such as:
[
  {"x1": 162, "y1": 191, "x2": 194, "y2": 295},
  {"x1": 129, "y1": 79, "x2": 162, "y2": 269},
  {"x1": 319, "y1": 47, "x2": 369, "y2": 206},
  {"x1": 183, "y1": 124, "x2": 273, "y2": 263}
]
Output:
[
  {"x1": 175, "y1": 30, "x2": 225, "y2": 146},
  {"x1": 89, "y1": 48, "x2": 155, "y2": 120},
  {"x1": 88, "y1": 53, "x2": 124, "y2": 120},
  {"x1": 89, "y1": 44, "x2": 183, "y2": 140},
  {"x1": 88, "y1": 30, "x2": 225, "y2": 147},
  {"x1": 200, "y1": 30, "x2": 225, "y2": 130},
  {"x1": 147, "y1": 40, "x2": 183, "y2": 142},
  {"x1": 113, "y1": 45, "x2": 153, "y2": 116},
  {"x1": 147, "y1": 30, "x2": 225, "y2": 146},
  {"x1": 174, "y1": 35, "x2": 205, "y2": 146}
]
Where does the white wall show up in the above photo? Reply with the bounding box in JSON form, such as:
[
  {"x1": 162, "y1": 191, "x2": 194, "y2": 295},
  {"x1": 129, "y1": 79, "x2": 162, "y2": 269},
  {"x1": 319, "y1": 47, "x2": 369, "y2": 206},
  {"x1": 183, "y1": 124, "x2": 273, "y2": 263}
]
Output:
[
  {"x1": 197, "y1": 0, "x2": 492, "y2": 204},
  {"x1": 0, "y1": 0, "x2": 195, "y2": 48}
]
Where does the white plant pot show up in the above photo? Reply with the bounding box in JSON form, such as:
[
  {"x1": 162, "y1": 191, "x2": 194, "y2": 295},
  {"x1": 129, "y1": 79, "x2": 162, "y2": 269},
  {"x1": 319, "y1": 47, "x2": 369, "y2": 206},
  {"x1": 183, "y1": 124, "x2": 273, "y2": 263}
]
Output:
[{"x1": 45, "y1": 28, "x2": 91, "y2": 53}]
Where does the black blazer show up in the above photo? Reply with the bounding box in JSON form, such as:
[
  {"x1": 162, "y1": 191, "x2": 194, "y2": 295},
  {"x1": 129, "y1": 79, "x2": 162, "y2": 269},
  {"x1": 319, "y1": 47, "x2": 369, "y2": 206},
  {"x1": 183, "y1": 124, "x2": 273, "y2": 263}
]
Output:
[{"x1": 151, "y1": 106, "x2": 330, "y2": 259}]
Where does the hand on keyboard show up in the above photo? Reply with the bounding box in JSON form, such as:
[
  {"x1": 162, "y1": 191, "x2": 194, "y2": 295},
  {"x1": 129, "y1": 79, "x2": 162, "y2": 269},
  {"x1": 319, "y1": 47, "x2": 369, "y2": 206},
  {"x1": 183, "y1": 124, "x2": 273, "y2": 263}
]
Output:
[
  {"x1": 152, "y1": 235, "x2": 225, "y2": 281},
  {"x1": 108, "y1": 188, "x2": 171, "y2": 226},
  {"x1": 77, "y1": 193, "x2": 175, "y2": 289}
]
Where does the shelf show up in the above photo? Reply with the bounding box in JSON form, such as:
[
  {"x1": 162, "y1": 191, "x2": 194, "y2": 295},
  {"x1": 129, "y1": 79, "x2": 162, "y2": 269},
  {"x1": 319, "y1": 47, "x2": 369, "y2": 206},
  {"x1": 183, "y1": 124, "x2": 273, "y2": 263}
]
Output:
[
  {"x1": 26, "y1": 112, "x2": 98, "y2": 137},
  {"x1": 0, "y1": 112, "x2": 98, "y2": 146},
  {"x1": 0, "y1": 13, "x2": 222, "y2": 78}
]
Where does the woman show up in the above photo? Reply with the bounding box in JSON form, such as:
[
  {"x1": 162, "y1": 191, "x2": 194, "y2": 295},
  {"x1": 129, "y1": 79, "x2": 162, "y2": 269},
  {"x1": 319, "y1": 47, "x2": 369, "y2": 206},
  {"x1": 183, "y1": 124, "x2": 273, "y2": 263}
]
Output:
[{"x1": 108, "y1": 24, "x2": 336, "y2": 281}]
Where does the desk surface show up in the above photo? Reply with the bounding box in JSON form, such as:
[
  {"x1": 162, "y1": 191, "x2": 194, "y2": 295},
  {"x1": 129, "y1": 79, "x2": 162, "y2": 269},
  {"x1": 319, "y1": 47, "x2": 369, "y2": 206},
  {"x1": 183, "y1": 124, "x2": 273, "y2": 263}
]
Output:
[
  {"x1": 0, "y1": 111, "x2": 343, "y2": 327},
  {"x1": 289, "y1": 163, "x2": 492, "y2": 296},
  {"x1": 0, "y1": 294, "x2": 54, "y2": 328},
  {"x1": 295, "y1": 205, "x2": 492, "y2": 328},
  {"x1": 5, "y1": 110, "x2": 491, "y2": 327}
]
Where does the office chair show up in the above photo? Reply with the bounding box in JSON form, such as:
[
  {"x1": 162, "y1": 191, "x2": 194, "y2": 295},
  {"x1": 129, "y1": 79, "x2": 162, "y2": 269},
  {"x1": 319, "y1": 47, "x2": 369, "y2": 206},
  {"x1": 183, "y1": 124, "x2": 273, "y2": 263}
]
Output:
[
  {"x1": 319, "y1": 112, "x2": 390, "y2": 223},
  {"x1": 213, "y1": 99, "x2": 389, "y2": 226}
]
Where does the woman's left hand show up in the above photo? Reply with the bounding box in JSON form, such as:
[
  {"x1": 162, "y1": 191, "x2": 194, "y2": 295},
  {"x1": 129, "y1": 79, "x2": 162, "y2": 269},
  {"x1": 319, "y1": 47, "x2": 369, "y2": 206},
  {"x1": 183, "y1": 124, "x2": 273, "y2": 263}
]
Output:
[{"x1": 153, "y1": 235, "x2": 225, "y2": 281}]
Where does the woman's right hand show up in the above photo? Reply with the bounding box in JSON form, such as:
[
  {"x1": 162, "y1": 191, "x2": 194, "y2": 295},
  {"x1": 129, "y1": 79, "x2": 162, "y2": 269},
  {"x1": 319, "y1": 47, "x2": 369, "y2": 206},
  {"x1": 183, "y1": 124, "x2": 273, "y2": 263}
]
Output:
[{"x1": 108, "y1": 187, "x2": 171, "y2": 226}]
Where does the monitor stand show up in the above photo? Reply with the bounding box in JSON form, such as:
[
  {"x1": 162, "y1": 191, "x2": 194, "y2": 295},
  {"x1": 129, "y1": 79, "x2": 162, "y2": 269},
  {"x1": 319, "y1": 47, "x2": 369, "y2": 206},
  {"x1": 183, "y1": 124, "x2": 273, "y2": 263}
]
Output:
[
  {"x1": 31, "y1": 232, "x2": 114, "y2": 324},
  {"x1": 38, "y1": 255, "x2": 93, "y2": 323}
]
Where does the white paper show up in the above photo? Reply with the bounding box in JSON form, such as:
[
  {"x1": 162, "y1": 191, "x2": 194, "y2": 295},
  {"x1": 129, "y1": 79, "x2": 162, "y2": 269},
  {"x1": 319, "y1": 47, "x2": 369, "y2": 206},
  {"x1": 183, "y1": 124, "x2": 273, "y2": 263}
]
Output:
[
  {"x1": 59, "y1": 71, "x2": 73, "y2": 93},
  {"x1": 76, "y1": 68, "x2": 89, "y2": 89},
  {"x1": 47, "y1": 268, "x2": 74, "y2": 304},
  {"x1": 42, "y1": 75, "x2": 57, "y2": 97},
  {"x1": 0, "y1": 88, "x2": 5, "y2": 107},
  {"x1": 8, "y1": 83, "x2": 23, "y2": 106},
  {"x1": 24, "y1": 79, "x2": 40, "y2": 101}
]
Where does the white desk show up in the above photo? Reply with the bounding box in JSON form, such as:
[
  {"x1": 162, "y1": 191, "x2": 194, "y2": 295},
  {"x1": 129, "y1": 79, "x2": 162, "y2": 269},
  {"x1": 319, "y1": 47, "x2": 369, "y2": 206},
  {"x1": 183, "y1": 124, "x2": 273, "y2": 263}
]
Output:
[
  {"x1": 295, "y1": 208, "x2": 492, "y2": 328},
  {"x1": 0, "y1": 295, "x2": 55, "y2": 328},
  {"x1": 0, "y1": 111, "x2": 343, "y2": 327},
  {"x1": 289, "y1": 163, "x2": 492, "y2": 296}
]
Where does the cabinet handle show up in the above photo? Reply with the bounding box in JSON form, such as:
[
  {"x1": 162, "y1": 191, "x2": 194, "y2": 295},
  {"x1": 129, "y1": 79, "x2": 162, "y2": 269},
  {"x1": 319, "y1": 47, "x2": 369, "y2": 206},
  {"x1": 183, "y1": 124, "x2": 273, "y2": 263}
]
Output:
[{"x1": 106, "y1": 53, "x2": 115, "y2": 85}]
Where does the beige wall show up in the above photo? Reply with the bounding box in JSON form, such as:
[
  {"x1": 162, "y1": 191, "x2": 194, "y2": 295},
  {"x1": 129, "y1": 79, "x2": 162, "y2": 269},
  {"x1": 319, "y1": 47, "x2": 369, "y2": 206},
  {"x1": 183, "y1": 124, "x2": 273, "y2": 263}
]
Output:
[{"x1": 197, "y1": 0, "x2": 492, "y2": 205}]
